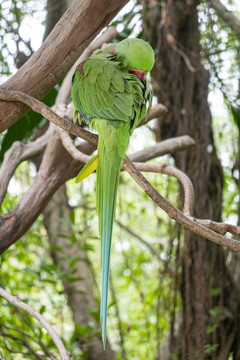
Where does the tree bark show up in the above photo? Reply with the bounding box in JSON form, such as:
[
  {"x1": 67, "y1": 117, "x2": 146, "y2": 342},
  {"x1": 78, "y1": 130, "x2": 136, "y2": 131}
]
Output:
[{"x1": 140, "y1": 0, "x2": 240, "y2": 358}]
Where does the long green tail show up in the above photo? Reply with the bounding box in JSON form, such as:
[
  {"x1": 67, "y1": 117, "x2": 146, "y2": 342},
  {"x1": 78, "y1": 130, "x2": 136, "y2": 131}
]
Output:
[{"x1": 96, "y1": 135, "x2": 122, "y2": 349}]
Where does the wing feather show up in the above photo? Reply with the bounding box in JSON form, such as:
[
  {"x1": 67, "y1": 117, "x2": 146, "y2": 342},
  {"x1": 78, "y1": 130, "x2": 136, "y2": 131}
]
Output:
[{"x1": 72, "y1": 52, "x2": 150, "y2": 127}]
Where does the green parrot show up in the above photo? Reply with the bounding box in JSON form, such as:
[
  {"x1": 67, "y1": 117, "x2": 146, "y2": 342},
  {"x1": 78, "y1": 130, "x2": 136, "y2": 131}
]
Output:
[{"x1": 71, "y1": 38, "x2": 154, "y2": 348}]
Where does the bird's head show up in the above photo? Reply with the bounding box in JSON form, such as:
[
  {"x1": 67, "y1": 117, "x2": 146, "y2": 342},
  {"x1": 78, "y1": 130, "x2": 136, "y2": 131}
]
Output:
[{"x1": 111, "y1": 38, "x2": 155, "y2": 79}]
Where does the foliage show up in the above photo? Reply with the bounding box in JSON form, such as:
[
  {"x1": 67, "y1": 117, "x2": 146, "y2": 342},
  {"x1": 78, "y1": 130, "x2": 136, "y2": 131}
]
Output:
[{"x1": 0, "y1": 217, "x2": 72, "y2": 359}]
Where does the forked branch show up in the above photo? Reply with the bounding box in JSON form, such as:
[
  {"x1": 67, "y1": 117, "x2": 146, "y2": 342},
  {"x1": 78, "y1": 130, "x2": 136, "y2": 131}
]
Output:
[{"x1": 122, "y1": 158, "x2": 240, "y2": 251}]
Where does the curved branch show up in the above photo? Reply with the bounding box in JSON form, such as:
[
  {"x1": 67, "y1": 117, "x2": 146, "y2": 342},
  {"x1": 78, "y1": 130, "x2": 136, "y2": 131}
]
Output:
[
  {"x1": 139, "y1": 103, "x2": 167, "y2": 125},
  {"x1": 190, "y1": 218, "x2": 240, "y2": 236},
  {"x1": 0, "y1": 287, "x2": 70, "y2": 360},
  {"x1": 58, "y1": 127, "x2": 240, "y2": 239},
  {"x1": 58, "y1": 127, "x2": 92, "y2": 163},
  {"x1": 58, "y1": 127, "x2": 194, "y2": 215},
  {"x1": 122, "y1": 157, "x2": 240, "y2": 252},
  {"x1": 134, "y1": 162, "x2": 194, "y2": 216}
]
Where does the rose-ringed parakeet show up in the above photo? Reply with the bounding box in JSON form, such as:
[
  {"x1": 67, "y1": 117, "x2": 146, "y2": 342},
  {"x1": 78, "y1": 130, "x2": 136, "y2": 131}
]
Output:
[{"x1": 71, "y1": 38, "x2": 154, "y2": 348}]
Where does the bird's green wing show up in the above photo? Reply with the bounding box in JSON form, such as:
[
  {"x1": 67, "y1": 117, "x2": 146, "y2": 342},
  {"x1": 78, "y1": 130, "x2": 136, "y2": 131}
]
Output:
[{"x1": 71, "y1": 54, "x2": 146, "y2": 127}]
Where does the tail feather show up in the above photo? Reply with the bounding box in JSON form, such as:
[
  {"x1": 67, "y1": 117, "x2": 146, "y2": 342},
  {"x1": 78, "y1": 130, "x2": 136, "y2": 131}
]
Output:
[{"x1": 97, "y1": 138, "x2": 121, "y2": 349}]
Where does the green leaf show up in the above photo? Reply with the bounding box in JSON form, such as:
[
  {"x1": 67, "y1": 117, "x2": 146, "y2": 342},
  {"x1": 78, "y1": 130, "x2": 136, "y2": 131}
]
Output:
[
  {"x1": 88, "y1": 309, "x2": 100, "y2": 321},
  {"x1": 82, "y1": 243, "x2": 94, "y2": 252},
  {"x1": 209, "y1": 306, "x2": 220, "y2": 317},
  {"x1": 65, "y1": 276, "x2": 84, "y2": 283},
  {"x1": 39, "y1": 305, "x2": 46, "y2": 314},
  {"x1": 204, "y1": 343, "x2": 219, "y2": 355},
  {"x1": 206, "y1": 324, "x2": 218, "y2": 334},
  {"x1": 70, "y1": 233, "x2": 77, "y2": 245},
  {"x1": 70, "y1": 257, "x2": 80, "y2": 268},
  {"x1": 74, "y1": 323, "x2": 93, "y2": 337},
  {"x1": 69, "y1": 210, "x2": 75, "y2": 224},
  {"x1": 211, "y1": 288, "x2": 221, "y2": 296}
]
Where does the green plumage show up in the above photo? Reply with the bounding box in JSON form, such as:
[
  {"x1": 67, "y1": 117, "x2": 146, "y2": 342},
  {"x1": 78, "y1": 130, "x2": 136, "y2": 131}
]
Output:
[{"x1": 71, "y1": 38, "x2": 154, "y2": 348}]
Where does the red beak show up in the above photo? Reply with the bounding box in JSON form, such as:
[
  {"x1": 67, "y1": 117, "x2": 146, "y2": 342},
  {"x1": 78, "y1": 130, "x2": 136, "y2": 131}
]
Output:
[{"x1": 129, "y1": 69, "x2": 145, "y2": 80}]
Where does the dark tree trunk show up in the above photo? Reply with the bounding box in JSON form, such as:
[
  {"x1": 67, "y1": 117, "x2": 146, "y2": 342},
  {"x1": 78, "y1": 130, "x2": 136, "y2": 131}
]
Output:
[
  {"x1": 43, "y1": 0, "x2": 68, "y2": 41},
  {"x1": 140, "y1": 0, "x2": 240, "y2": 359}
]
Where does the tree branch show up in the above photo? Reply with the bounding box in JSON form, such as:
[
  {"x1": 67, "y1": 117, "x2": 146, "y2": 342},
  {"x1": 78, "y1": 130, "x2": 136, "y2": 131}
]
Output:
[
  {"x1": 133, "y1": 162, "x2": 194, "y2": 216},
  {"x1": 0, "y1": 287, "x2": 70, "y2": 360},
  {"x1": 0, "y1": 125, "x2": 54, "y2": 207},
  {"x1": 58, "y1": 127, "x2": 195, "y2": 216},
  {"x1": 129, "y1": 135, "x2": 195, "y2": 162},
  {"x1": 58, "y1": 129, "x2": 240, "y2": 238},
  {"x1": 0, "y1": 89, "x2": 98, "y2": 145},
  {"x1": 122, "y1": 157, "x2": 240, "y2": 252}
]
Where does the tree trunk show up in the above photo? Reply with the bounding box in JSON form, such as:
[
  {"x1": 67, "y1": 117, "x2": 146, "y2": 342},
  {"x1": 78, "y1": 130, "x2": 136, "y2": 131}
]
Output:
[{"x1": 140, "y1": 0, "x2": 240, "y2": 358}]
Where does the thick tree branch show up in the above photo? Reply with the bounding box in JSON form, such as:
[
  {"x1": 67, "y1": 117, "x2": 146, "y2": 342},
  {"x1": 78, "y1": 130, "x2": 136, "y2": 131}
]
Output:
[
  {"x1": 129, "y1": 135, "x2": 195, "y2": 162},
  {"x1": 0, "y1": 125, "x2": 54, "y2": 207},
  {"x1": 0, "y1": 0, "x2": 129, "y2": 132},
  {"x1": 0, "y1": 287, "x2": 70, "y2": 360},
  {"x1": 209, "y1": 0, "x2": 240, "y2": 41}
]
